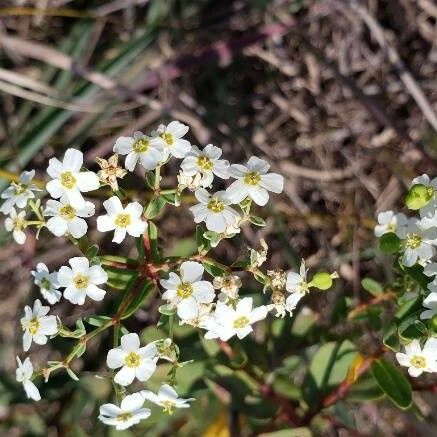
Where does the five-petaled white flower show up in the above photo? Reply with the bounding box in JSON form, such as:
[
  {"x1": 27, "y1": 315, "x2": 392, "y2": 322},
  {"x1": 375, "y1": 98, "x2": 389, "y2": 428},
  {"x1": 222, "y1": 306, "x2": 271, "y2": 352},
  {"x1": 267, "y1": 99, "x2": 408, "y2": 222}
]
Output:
[
  {"x1": 5, "y1": 207, "x2": 27, "y2": 244},
  {"x1": 420, "y1": 292, "x2": 437, "y2": 321},
  {"x1": 97, "y1": 196, "x2": 147, "y2": 243},
  {"x1": 181, "y1": 144, "x2": 229, "y2": 187},
  {"x1": 189, "y1": 189, "x2": 240, "y2": 233},
  {"x1": 213, "y1": 274, "x2": 242, "y2": 302},
  {"x1": 21, "y1": 299, "x2": 58, "y2": 352},
  {"x1": 204, "y1": 297, "x2": 268, "y2": 341},
  {"x1": 46, "y1": 148, "x2": 100, "y2": 208},
  {"x1": 141, "y1": 384, "x2": 194, "y2": 415},
  {"x1": 396, "y1": 338, "x2": 437, "y2": 377},
  {"x1": 154, "y1": 121, "x2": 191, "y2": 159},
  {"x1": 31, "y1": 262, "x2": 61, "y2": 304},
  {"x1": 98, "y1": 392, "x2": 151, "y2": 430},
  {"x1": 57, "y1": 257, "x2": 107, "y2": 305},
  {"x1": 401, "y1": 219, "x2": 437, "y2": 267},
  {"x1": 285, "y1": 260, "x2": 309, "y2": 314},
  {"x1": 113, "y1": 131, "x2": 163, "y2": 172},
  {"x1": 0, "y1": 170, "x2": 40, "y2": 215},
  {"x1": 227, "y1": 156, "x2": 284, "y2": 206},
  {"x1": 44, "y1": 197, "x2": 95, "y2": 239},
  {"x1": 374, "y1": 210, "x2": 407, "y2": 238},
  {"x1": 16, "y1": 356, "x2": 40, "y2": 401},
  {"x1": 106, "y1": 333, "x2": 158, "y2": 386},
  {"x1": 161, "y1": 261, "x2": 215, "y2": 320}
]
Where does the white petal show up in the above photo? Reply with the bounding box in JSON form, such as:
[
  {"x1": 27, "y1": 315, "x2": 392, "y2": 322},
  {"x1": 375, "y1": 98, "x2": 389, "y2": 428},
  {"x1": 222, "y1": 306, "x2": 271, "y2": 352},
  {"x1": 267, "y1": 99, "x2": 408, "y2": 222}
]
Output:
[
  {"x1": 86, "y1": 284, "x2": 106, "y2": 301},
  {"x1": 167, "y1": 121, "x2": 189, "y2": 138},
  {"x1": 125, "y1": 201, "x2": 143, "y2": 218},
  {"x1": 24, "y1": 380, "x2": 41, "y2": 401},
  {"x1": 177, "y1": 299, "x2": 198, "y2": 320},
  {"x1": 88, "y1": 265, "x2": 108, "y2": 284},
  {"x1": 63, "y1": 149, "x2": 83, "y2": 172},
  {"x1": 121, "y1": 393, "x2": 145, "y2": 412},
  {"x1": 127, "y1": 219, "x2": 147, "y2": 237},
  {"x1": 125, "y1": 152, "x2": 139, "y2": 171},
  {"x1": 135, "y1": 360, "x2": 157, "y2": 382},
  {"x1": 69, "y1": 256, "x2": 89, "y2": 273},
  {"x1": 57, "y1": 266, "x2": 74, "y2": 286},
  {"x1": 46, "y1": 157, "x2": 63, "y2": 179},
  {"x1": 180, "y1": 261, "x2": 204, "y2": 283},
  {"x1": 63, "y1": 286, "x2": 86, "y2": 305},
  {"x1": 97, "y1": 214, "x2": 115, "y2": 232},
  {"x1": 226, "y1": 180, "x2": 248, "y2": 203},
  {"x1": 194, "y1": 188, "x2": 210, "y2": 204},
  {"x1": 68, "y1": 217, "x2": 88, "y2": 238},
  {"x1": 121, "y1": 333, "x2": 140, "y2": 352},
  {"x1": 114, "y1": 366, "x2": 136, "y2": 386},
  {"x1": 113, "y1": 137, "x2": 134, "y2": 154},
  {"x1": 103, "y1": 196, "x2": 123, "y2": 215},
  {"x1": 113, "y1": 228, "x2": 127, "y2": 243},
  {"x1": 107, "y1": 348, "x2": 126, "y2": 369},
  {"x1": 248, "y1": 186, "x2": 269, "y2": 206},
  {"x1": 192, "y1": 281, "x2": 215, "y2": 303},
  {"x1": 158, "y1": 384, "x2": 178, "y2": 401},
  {"x1": 75, "y1": 171, "x2": 99, "y2": 192},
  {"x1": 205, "y1": 212, "x2": 227, "y2": 233},
  {"x1": 46, "y1": 216, "x2": 68, "y2": 237},
  {"x1": 260, "y1": 173, "x2": 284, "y2": 193}
]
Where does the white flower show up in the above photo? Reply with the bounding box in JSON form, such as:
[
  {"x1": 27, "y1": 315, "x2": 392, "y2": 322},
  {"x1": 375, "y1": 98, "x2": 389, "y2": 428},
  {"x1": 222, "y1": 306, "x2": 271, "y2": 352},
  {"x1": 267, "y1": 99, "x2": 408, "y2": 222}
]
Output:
[
  {"x1": 285, "y1": 260, "x2": 308, "y2": 314},
  {"x1": 213, "y1": 274, "x2": 242, "y2": 302},
  {"x1": 177, "y1": 170, "x2": 203, "y2": 192},
  {"x1": 106, "y1": 333, "x2": 158, "y2": 386},
  {"x1": 411, "y1": 174, "x2": 437, "y2": 222},
  {"x1": 154, "y1": 121, "x2": 191, "y2": 159},
  {"x1": 395, "y1": 338, "x2": 437, "y2": 377},
  {"x1": 5, "y1": 207, "x2": 27, "y2": 244},
  {"x1": 99, "y1": 393, "x2": 151, "y2": 430},
  {"x1": 0, "y1": 170, "x2": 40, "y2": 215},
  {"x1": 374, "y1": 211, "x2": 407, "y2": 238},
  {"x1": 189, "y1": 189, "x2": 240, "y2": 233},
  {"x1": 31, "y1": 262, "x2": 61, "y2": 304},
  {"x1": 204, "y1": 297, "x2": 268, "y2": 341},
  {"x1": 44, "y1": 196, "x2": 95, "y2": 239},
  {"x1": 420, "y1": 292, "x2": 437, "y2": 320},
  {"x1": 21, "y1": 299, "x2": 58, "y2": 352},
  {"x1": 97, "y1": 196, "x2": 147, "y2": 244},
  {"x1": 16, "y1": 356, "x2": 40, "y2": 401},
  {"x1": 179, "y1": 303, "x2": 213, "y2": 328},
  {"x1": 181, "y1": 144, "x2": 229, "y2": 187},
  {"x1": 141, "y1": 384, "x2": 194, "y2": 415},
  {"x1": 57, "y1": 257, "x2": 107, "y2": 305},
  {"x1": 226, "y1": 156, "x2": 284, "y2": 206},
  {"x1": 160, "y1": 261, "x2": 215, "y2": 321},
  {"x1": 401, "y1": 219, "x2": 437, "y2": 267},
  {"x1": 113, "y1": 131, "x2": 163, "y2": 172},
  {"x1": 46, "y1": 148, "x2": 100, "y2": 208}
]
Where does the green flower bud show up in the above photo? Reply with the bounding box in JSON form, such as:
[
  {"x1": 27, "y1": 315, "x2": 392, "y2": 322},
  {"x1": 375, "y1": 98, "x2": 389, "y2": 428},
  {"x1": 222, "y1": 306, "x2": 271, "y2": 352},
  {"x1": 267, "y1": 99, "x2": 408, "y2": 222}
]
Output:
[
  {"x1": 311, "y1": 272, "x2": 334, "y2": 290},
  {"x1": 405, "y1": 184, "x2": 433, "y2": 210}
]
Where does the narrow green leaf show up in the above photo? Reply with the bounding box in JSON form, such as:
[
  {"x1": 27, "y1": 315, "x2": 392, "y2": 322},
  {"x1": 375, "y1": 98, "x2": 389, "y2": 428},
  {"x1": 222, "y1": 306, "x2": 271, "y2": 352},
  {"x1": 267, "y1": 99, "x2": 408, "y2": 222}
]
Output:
[{"x1": 361, "y1": 278, "x2": 383, "y2": 296}]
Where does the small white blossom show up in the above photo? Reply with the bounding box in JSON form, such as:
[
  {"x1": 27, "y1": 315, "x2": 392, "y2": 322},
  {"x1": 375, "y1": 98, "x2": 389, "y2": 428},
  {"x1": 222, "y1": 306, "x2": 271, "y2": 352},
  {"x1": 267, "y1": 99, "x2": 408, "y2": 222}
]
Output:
[
  {"x1": 396, "y1": 338, "x2": 437, "y2": 377},
  {"x1": 1, "y1": 170, "x2": 40, "y2": 215},
  {"x1": 213, "y1": 274, "x2": 242, "y2": 302},
  {"x1": 204, "y1": 297, "x2": 268, "y2": 341},
  {"x1": 177, "y1": 170, "x2": 203, "y2": 192},
  {"x1": 181, "y1": 144, "x2": 229, "y2": 187},
  {"x1": 97, "y1": 196, "x2": 147, "y2": 244},
  {"x1": 44, "y1": 197, "x2": 95, "y2": 239},
  {"x1": 141, "y1": 384, "x2": 194, "y2": 415},
  {"x1": 46, "y1": 148, "x2": 100, "y2": 209},
  {"x1": 113, "y1": 131, "x2": 163, "y2": 172},
  {"x1": 5, "y1": 207, "x2": 27, "y2": 244},
  {"x1": 16, "y1": 356, "x2": 40, "y2": 401},
  {"x1": 227, "y1": 156, "x2": 284, "y2": 206},
  {"x1": 374, "y1": 211, "x2": 407, "y2": 238},
  {"x1": 21, "y1": 299, "x2": 58, "y2": 352},
  {"x1": 189, "y1": 189, "x2": 240, "y2": 233},
  {"x1": 401, "y1": 219, "x2": 437, "y2": 267},
  {"x1": 106, "y1": 333, "x2": 157, "y2": 386},
  {"x1": 99, "y1": 392, "x2": 151, "y2": 430},
  {"x1": 154, "y1": 121, "x2": 191, "y2": 159},
  {"x1": 31, "y1": 262, "x2": 61, "y2": 304},
  {"x1": 160, "y1": 261, "x2": 215, "y2": 321},
  {"x1": 420, "y1": 292, "x2": 437, "y2": 320},
  {"x1": 285, "y1": 260, "x2": 308, "y2": 314},
  {"x1": 179, "y1": 303, "x2": 213, "y2": 328},
  {"x1": 57, "y1": 257, "x2": 107, "y2": 305}
]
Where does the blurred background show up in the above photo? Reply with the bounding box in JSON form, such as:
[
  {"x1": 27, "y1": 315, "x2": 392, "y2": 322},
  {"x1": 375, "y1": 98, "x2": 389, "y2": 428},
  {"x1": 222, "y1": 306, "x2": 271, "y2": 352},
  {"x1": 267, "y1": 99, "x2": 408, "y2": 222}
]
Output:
[{"x1": 0, "y1": 0, "x2": 437, "y2": 435}]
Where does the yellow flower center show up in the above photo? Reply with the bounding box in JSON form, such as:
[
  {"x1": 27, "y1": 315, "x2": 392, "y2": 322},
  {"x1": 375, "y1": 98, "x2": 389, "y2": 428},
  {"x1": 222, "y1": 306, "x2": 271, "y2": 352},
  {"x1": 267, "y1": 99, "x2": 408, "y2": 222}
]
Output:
[
  {"x1": 59, "y1": 204, "x2": 76, "y2": 219},
  {"x1": 73, "y1": 273, "x2": 89, "y2": 290},
  {"x1": 427, "y1": 186, "x2": 435, "y2": 198},
  {"x1": 124, "y1": 351, "x2": 141, "y2": 368},
  {"x1": 233, "y1": 316, "x2": 250, "y2": 329},
  {"x1": 13, "y1": 217, "x2": 26, "y2": 230},
  {"x1": 117, "y1": 412, "x2": 133, "y2": 422},
  {"x1": 243, "y1": 171, "x2": 261, "y2": 186},
  {"x1": 197, "y1": 156, "x2": 213, "y2": 171},
  {"x1": 406, "y1": 233, "x2": 422, "y2": 249},
  {"x1": 177, "y1": 282, "x2": 193, "y2": 298},
  {"x1": 387, "y1": 223, "x2": 396, "y2": 232},
  {"x1": 162, "y1": 400, "x2": 175, "y2": 415},
  {"x1": 133, "y1": 139, "x2": 149, "y2": 153},
  {"x1": 161, "y1": 132, "x2": 174, "y2": 146},
  {"x1": 410, "y1": 355, "x2": 426, "y2": 368},
  {"x1": 115, "y1": 213, "x2": 131, "y2": 228},
  {"x1": 60, "y1": 171, "x2": 76, "y2": 189},
  {"x1": 207, "y1": 199, "x2": 225, "y2": 213},
  {"x1": 12, "y1": 182, "x2": 27, "y2": 195},
  {"x1": 23, "y1": 318, "x2": 40, "y2": 335}
]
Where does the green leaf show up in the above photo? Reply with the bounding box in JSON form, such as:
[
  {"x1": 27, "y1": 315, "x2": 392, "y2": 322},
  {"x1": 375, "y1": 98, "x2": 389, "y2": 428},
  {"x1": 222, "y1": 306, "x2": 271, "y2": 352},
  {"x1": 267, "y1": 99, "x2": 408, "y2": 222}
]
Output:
[
  {"x1": 144, "y1": 195, "x2": 167, "y2": 219},
  {"x1": 104, "y1": 266, "x2": 138, "y2": 290},
  {"x1": 311, "y1": 272, "x2": 333, "y2": 290},
  {"x1": 161, "y1": 191, "x2": 180, "y2": 206},
  {"x1": 249, "y1": 215, "x2": 266, "y2": 226},
  {"x1": 405, "y1": 184, "x2": 432, "y2": 210},
  {"x1": 379, "y1": 232, "x2": 401, "y2": 253},
  {"x1": 398, "y1": 313, "x2": 428, "y2": 340},
  {"x1": 145, "y1": 171, "x2": 157, "y2": 189},
  {"x1": 196, "y1": 225, "x2": 211, "y2": 254},
  {"x1": 85, "y1": 315, "x2": 112, "y2": 327},
  {"x1": 84, "y1": 244, "x2": 99, "y2": 260},
  {"x1": 395, "y1": 295, "x2": 423, "y2": 321},
  {"x1": 347, "y1": 372, "x2": 384, "y2": 401},
  {"x1": 148, "y1": 221, "x2": 161, "y2": 262},
  {"x1": 400, "y1": 263, "x2": 431, "y2": 290},
  {"x1": 371, "y1": 358, "x2": 412, "y2": 409},
  {"x1": 202, "y1": 259, "x2": 227, "y2": 277},
  {"x1": 121, "y1": 280, "x2": 154, "y2": 319},
  {"x1": 383, "y1": 323, "x2": 400, "y2": 352},
  {"x1": 361, "y1": 278, "x2": 383, "y2": 296}
]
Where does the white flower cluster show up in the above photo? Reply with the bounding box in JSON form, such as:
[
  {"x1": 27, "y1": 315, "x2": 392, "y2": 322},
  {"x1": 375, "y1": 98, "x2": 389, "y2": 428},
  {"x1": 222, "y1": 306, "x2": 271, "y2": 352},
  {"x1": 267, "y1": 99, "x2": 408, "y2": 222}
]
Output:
[
  {"x1": 1, "y1": 119, "x2": 334, "y2": 431},
  {"x1": 375, "y1": 174, "x2": 437, "y2": 377}
]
